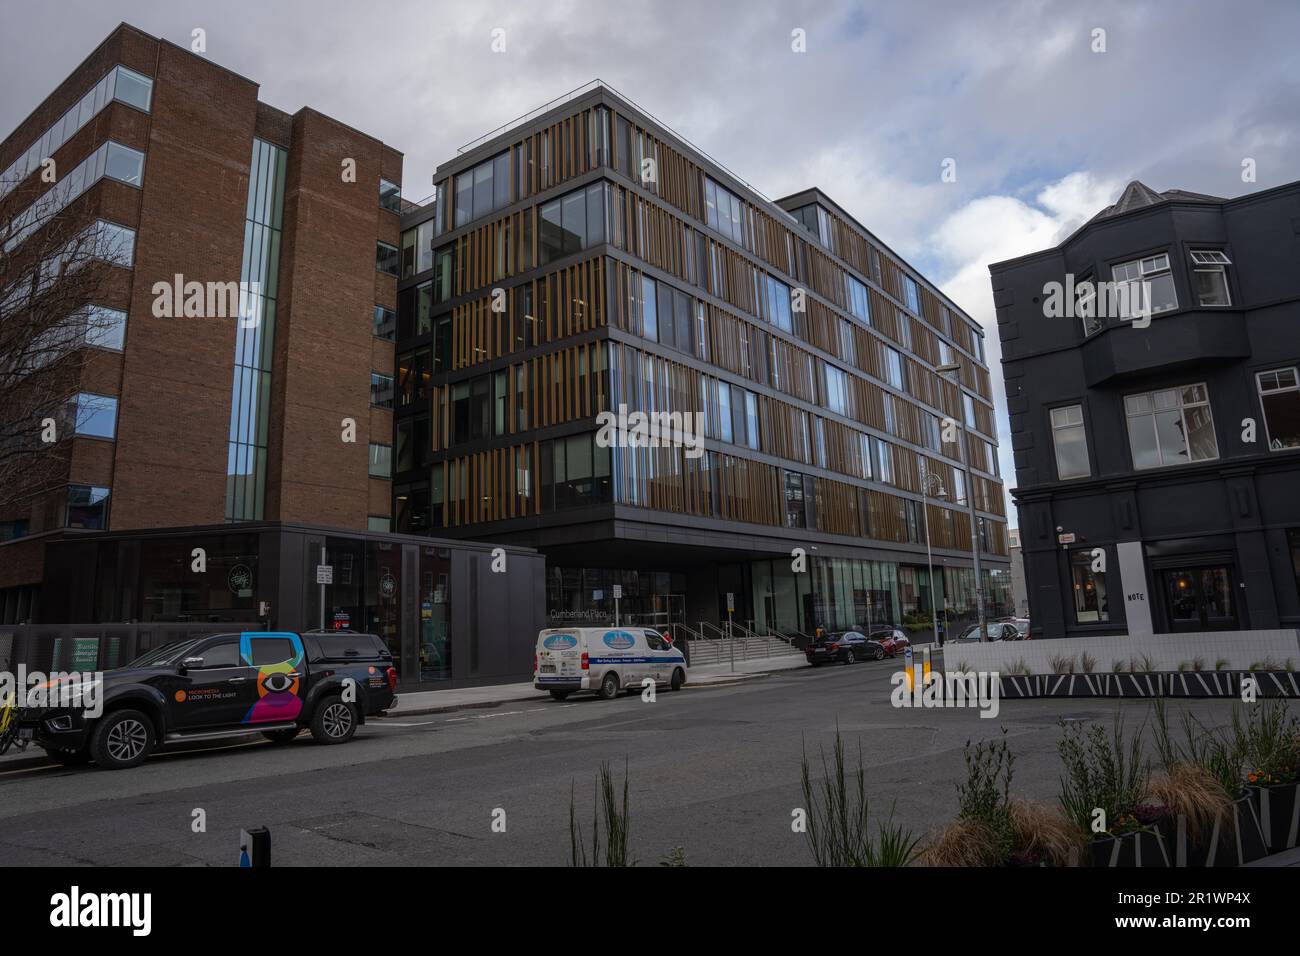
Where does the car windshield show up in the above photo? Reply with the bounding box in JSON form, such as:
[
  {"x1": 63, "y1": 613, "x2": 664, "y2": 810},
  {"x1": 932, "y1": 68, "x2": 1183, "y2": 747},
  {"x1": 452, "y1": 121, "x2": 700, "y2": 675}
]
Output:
[
  {"x1": 1014, "y1": 621, "x2": 1030, "y2": 635},
  {"x1": 123, "y1": 639, "x2": 202, "y2": 668}
]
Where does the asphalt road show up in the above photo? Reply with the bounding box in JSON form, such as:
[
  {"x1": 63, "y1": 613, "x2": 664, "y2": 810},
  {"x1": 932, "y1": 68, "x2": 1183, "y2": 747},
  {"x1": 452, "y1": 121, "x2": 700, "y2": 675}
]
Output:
[{"x1": 0, "y1": 660, "x2": 1250, "y2": 866}]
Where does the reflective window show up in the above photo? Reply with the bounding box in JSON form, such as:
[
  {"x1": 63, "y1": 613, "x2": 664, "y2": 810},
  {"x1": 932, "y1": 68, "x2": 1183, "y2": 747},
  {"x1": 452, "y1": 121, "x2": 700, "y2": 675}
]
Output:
[
  {"x1": 376, "y1": 241, "x2": 399, "y2": 276},
  {"x1": 1070, "y1": 549, "x2": 1109, "y2": 623},
  {"x1": 1190, "y1": 249, "x2": 1231, "y2": 307},
  {"x1": 373, "y1": 305, "x2": 396, "y2": 341},
  {"x1": 704, "y1": 177, "x2": 747, "y2": 247},
  {"x1": 379, "y1": 178, "x2": 401, "y2": 213},
  {"x1": 538, "y1": 184, "x2": 605, "y2": 266},
  {"x1": 453, "y1": 151, "x2": 510, "y2": 227},
  {"x1": 1124, "y1": 384, "x2": 1218, "y2": 469},
  {"x1": 71, "y1": 392, "x2": 117, "y2": 439},
  {"x1": 369, "y1": 443, "x2": 393, "y2": 479},
  {"x1": 0, "y1": 66, "x2": 153, "y2": 204},
  {"x1": 370, "y1": 371, "x2": 394, "y2": 408},
  {"x1": 1112, "y1": 253, "x2": 1178, "y2": 318},
  {"x1": 903, "y1": 276, "x2": 920, "y2": 313},
  {"x1": 83, "y1": 305, "x2": 127, "y2": 350},
  {"x1": 845, "y1": 274, "x2": 871, "y2": 324},
  {"x1": 1257, "y1": 367, "x2": 1300, "y2": 451},
  {"x1": 66, "y1": 485, "x2": 110, "y2": 529},
  {"x1": 1050, "y1": 405, "x2": 1090, "y2": 479}
]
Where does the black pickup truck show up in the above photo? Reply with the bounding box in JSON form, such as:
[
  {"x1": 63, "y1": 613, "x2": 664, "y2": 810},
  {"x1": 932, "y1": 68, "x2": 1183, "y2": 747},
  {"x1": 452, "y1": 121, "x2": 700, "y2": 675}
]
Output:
[{"x1": 16, "y1": 630, "x2": 398, "y2": 770}]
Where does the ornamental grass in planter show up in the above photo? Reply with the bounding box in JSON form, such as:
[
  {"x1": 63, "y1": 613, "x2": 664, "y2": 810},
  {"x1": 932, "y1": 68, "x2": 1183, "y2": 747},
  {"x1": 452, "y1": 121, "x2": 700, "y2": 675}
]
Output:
[
  {"x1": 1233, "y1": 699, "x2": 1300, "y2": 852},
  {"x1": 919, "y1": 734, "x2": 1017, "y2": 866},
  {"x1": 920, "y1": 734, "x2": 1084, "y2": 867},
  {"x1": 1057, "y1": 712, "x2": 1170, "y2": 867},
  {"x1": 1150, "y1": 699, "x2": 1266, "y2": 866}
]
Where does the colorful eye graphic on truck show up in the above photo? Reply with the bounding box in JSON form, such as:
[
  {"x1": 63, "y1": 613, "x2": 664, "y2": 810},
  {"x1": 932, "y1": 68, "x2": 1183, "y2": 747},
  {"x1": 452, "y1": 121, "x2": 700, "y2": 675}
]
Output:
[{"x1": 239, "y1": 632, "x2": 305, "y2": 724}]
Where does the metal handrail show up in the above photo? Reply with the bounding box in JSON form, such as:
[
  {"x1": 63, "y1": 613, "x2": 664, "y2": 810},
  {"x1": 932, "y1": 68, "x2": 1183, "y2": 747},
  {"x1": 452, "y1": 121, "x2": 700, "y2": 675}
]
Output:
[{"x1": 697, "y1": 621, "x2": 729, "y2": 641}]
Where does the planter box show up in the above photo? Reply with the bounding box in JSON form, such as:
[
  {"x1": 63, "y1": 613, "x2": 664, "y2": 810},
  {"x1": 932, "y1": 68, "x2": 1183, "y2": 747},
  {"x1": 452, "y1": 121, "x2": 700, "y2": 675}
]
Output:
[
  {"x1": 1166, "y1": 671, "x2": 1300, "y2": 698},
  {"x1": 1249, "y1": 782, "x2": 1300, "y2": 852},
  {"x1": 1170, "y1": 795, "x2": 1269, "y2": 866},
  {"x1": 1089, "y1": 828, "x2": 1170, "y2": 867}
]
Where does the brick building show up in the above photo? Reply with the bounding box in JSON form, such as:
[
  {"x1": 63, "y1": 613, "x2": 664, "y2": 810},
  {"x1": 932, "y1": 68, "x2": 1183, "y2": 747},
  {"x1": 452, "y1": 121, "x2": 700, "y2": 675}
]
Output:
[{"x1": 0, "y1": 23, "x2": 402, "y2": 619}]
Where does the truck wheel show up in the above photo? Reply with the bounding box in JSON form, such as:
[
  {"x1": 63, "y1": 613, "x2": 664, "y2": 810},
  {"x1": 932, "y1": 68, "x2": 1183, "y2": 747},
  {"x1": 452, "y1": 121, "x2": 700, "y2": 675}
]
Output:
[
  {"x1": 262, "y1": 728, "x2": 300, "y2": 744},
  {"x1": 310, "y1": 698, "x2": 358, "y2": 744},
  {"x1": 45, "y1": 747, "x2": 92, "y2": 767},
  {"x1": 598, "y1": 672, "x2": 620, "y2": 700},
  {"x1": 549, "y1": 690, "x2": 571, "y2": 701},
  {"x1": 670, "y1": 668, "x2": 685, "y2": 691},
  {"x1": 89, "y1": 709, "x2": 154, "y2": 770}
]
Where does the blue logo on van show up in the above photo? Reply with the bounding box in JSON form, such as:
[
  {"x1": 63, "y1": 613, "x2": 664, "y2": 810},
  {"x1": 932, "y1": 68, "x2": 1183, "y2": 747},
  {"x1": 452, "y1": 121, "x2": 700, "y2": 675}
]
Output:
[
  {"x1": 602, "y1": 631, "x2": 637, "y2": 650},
  {"x1": 543, "y1": 634, "x2": 578, "y2": 650}
]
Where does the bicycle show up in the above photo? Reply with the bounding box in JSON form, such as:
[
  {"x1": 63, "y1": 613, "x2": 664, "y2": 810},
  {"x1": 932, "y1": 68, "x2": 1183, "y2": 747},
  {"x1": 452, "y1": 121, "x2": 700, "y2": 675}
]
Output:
[{"x1": 0, "y1": 689, "x2": 27, "y2": 756}]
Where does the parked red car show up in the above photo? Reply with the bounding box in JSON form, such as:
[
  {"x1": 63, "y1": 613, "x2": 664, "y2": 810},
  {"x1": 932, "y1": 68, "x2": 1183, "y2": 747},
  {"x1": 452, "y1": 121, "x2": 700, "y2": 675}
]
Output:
[{"x1": 866, "y1": 626, "x2": 911, "y2": 657}]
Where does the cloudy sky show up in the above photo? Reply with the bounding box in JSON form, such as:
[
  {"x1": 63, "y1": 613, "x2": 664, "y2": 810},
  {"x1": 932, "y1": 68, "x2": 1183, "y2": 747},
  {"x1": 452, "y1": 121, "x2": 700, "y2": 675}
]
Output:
[{"x1": 4, "y1": 0, "x2": 1298, "y2": 518}]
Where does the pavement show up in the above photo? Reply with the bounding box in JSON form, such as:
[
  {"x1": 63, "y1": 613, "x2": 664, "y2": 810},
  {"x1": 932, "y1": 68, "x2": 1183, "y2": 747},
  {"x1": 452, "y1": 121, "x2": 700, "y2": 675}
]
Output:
[
  {"x1": 0, "y1": 652, "x2": 1272, "y2": 867},
  {"x1": 385, "y1": 653, "x2": 810, "y2": 716}
]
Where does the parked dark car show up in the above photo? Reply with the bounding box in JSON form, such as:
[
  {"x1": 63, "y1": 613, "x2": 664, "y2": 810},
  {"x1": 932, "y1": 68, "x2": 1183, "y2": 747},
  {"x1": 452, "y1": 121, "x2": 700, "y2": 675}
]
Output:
[
  {"x1": 954, "y1": 622, "x2": 1023, "y2": 643},
  {"x1": 15, "y1": 630, "x2": 398, "y2": 770},
  {"x1": 806, "y1": 630, "x2": 879, "y2": 665}
]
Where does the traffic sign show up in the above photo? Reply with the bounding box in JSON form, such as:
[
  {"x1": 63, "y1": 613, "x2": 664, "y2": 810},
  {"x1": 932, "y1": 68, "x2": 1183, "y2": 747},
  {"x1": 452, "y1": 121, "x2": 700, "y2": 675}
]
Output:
[
  {"x1": 316, "y1": 565, "x2": 333, "y2": 585},
  {"x1": 726, "y1": 592, "x2": 735, "y2": 612}
]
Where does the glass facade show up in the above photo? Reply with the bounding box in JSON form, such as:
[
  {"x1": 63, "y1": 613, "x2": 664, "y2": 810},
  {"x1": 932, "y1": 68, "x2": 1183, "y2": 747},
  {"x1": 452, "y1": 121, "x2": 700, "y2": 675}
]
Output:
[{"x1": 225, "y1": 137, "x2": 286, "y2": 521}]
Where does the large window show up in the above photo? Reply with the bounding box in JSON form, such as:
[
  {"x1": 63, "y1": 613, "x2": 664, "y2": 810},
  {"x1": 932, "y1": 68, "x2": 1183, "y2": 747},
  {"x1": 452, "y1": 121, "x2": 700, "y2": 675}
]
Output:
[
  {"x1": 454, "y1": 151, "x2": 510, "y2": 228},
  {"x1": 66, "y1": 485, "x2": 110, "y2": 529},
  {"x1": 1124, "y1": 383, "x2": 1218, "y2": 469},
  {"x1": 370, "y1": 371, "x2": 394, "y2": 409},
  {"x1": 1257, "y1": 367, "x2": 1300, "y2": 450},
  {"x1": 369, "y1": 443, "x2": 392, "y2": 479},
  {"x1": 845, "y1": 274, "x2": 871, "y2": 325},
  {"x1": 82, "y1": 305, "x2": 126, "y2": 350},
  {"x1": 1190, "y1": 250, "x2": 1232, "y2": 307},
  {"x1": 379, "y1": 178, "x2": 401, "y2": 213},
  {"x1": 376, "y1": 241, "x2": 399, "y2": 276},
  {"x1": 1, "y1": 65, "x2": 153, "y2": 203},
  {"x1": 373, "y1": 305, "x2": 396, "y2": 341},
  {"x1": 1069, "y1": 549, "x2": 1109, "y2": 623},
  {"x1": 883, "y1": 346, "x2": 906, "y2": 391},
  {"x1": 1112, "y1": 253, "x2": 1178, "y2": 318},
  {"x1": 824, "y1": 364, "x2": 851, "y2": 416},
  {"x1": 704, "y1": 177, "x2": 747, "y2": 247},
  {"x1": 765, "y1": 275, "x2": 793, "y2": 332},
  {"x1": 538, "y1": 183, "x2": 605, "y2": 266},
  {"x1": 5, "y1": 141, "x2": 146, "y2": 252},
  {"x1": 902, "y1": 275, "x2": 920, "y2": 313},
  {"x1": 791, "y1": 203, "x2": 835, "y2": 253},
  {"x1": 70, "y1": 392, "x2": 117, "y2": 439},
  {"x1": 1050, "y1": 405, "x2": 1090, "y2": 479}
]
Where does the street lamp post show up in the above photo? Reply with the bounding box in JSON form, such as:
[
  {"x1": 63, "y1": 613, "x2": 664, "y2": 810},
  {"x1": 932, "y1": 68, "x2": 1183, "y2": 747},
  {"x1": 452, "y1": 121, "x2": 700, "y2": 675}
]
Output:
[
  {"x1": 920, "y1": 471, "x2": 946, "y2": 647},
  {"x1": 937, "y1": 362, "x2": 987, "y2": 641}
]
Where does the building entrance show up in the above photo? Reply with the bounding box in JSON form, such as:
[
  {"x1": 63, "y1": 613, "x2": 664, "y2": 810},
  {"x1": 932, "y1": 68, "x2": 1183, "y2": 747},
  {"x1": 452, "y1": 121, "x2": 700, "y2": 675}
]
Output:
[{"x1": 1158, "y1": 564, "x2": 1240, "y2": 632}]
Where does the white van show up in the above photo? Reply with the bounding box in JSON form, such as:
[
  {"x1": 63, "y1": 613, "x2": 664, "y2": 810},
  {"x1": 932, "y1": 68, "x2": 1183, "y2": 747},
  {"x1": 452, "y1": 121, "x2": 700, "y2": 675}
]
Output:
[{"x1": 534, "y1": 626, "x2": 688, "y2": 701}]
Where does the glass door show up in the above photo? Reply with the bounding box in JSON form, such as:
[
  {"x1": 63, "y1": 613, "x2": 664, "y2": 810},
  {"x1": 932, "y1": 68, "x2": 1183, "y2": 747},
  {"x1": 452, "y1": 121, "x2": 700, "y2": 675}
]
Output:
[{"x1": 1159, "y1": 565, "x2": 1238, "y2": 632}]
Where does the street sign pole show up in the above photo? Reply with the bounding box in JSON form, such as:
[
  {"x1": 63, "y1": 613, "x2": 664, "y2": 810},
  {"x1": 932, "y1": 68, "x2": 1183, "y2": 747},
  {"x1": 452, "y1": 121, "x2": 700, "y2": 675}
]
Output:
[
  {"x1": 726, "y1": 592, "x2": 735, "y2": 673},
  {"x1": 319, "y1": 544, "x2": 326, "y2": 631}
]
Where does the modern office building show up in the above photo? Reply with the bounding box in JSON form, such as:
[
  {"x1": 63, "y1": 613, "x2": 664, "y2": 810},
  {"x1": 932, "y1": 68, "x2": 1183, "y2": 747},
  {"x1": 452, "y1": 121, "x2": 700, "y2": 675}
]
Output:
[
  {"x1": 394, "y1": 84, "x2": 1012, "y2": 637},
  {"x1": 991, "y1": 179, "x2": 1300, "y2": 639},
  {"x1": 0, "y1": 24, "x2": 546, "y2": 687}
]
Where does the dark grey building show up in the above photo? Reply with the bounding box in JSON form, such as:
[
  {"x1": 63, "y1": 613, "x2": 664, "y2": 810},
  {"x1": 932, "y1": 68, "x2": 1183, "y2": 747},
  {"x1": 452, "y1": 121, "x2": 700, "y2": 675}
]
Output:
[
  {"x1": 393, "y1": 83, "x2": 1012, "y2": 640},
  {"x1": 991, "y1": 179, "x2": 1300, "y2": 639}
]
